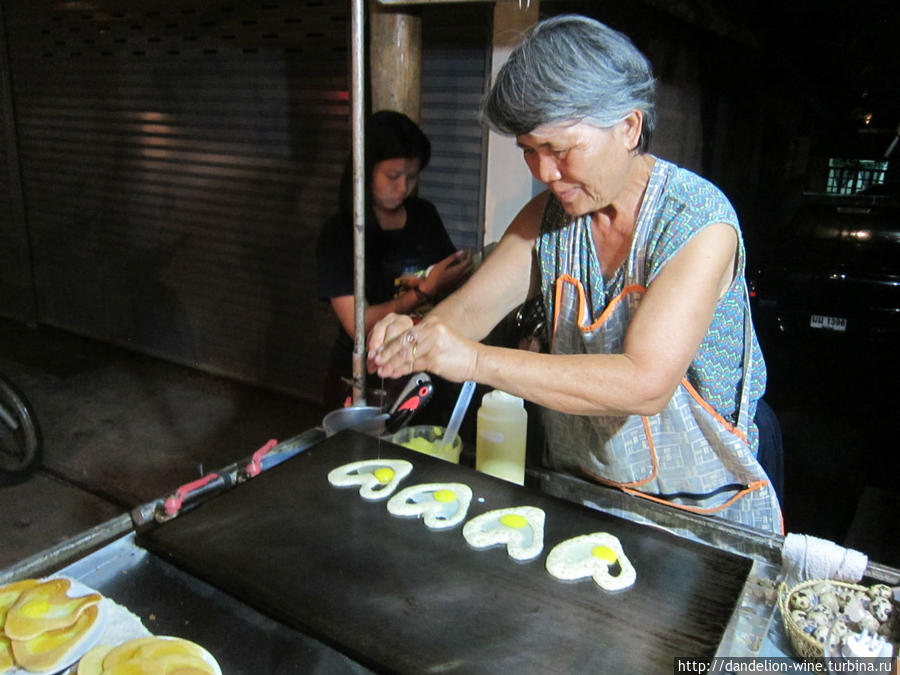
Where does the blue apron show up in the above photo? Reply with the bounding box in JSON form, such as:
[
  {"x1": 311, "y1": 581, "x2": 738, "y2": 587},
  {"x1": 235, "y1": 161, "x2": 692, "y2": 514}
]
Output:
[{"x1": 538, "y1": 163, "x2": 783, "y2": 534}]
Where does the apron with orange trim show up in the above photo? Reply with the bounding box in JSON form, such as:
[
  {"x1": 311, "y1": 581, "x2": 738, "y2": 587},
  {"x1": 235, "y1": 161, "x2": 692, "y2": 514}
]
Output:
[{"x1": 537, "y1": 164, "x2": 782, "y2": 534}]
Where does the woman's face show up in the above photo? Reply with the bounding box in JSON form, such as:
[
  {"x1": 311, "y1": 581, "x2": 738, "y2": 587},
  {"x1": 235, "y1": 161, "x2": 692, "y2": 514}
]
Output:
[
  {"x1": 516, "y1": 119, "x2": 638, "y2": 216},
  {"x1": 371, "y1": 157, "x2": 421, "y2": 212}
]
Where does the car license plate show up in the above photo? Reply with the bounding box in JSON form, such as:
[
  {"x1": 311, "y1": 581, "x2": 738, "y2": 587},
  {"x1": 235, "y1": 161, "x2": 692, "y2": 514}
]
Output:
[{"x1": 810, "y1": 314, "x2": 847, "y2": 331}]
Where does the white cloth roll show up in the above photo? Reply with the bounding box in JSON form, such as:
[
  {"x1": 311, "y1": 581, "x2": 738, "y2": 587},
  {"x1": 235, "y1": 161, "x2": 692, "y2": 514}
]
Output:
[{"x1": 781, "y1": 532, "x2": 868, "y2": 585}]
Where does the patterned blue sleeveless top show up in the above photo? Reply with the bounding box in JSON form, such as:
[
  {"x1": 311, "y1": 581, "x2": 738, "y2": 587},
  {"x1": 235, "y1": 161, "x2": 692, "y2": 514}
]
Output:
[{"x1": 536, "y1": 157, "x2": 767, "y2": 453}]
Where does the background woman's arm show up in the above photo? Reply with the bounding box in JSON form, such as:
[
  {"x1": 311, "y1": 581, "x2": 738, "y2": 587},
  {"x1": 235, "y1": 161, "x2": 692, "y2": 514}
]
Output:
[
  {"x1": 427, "y1": 193, "x2": 548, "y2": 340},
  {"x1": 329, "y1": 289, "x2": 427, "y2": 340},
  {"x1": 367, "y1": 193, "x2": 544, "y2": 373}
]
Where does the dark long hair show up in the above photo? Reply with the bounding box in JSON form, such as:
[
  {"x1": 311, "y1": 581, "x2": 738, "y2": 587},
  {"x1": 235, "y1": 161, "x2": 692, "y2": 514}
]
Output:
[{"x1": 337, "y1": 110, "x2": 431, "y2": 223}]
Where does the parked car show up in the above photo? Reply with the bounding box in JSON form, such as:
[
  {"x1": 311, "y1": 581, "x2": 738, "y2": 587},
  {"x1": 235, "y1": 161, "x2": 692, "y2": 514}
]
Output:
[{"x1": 750, "y1": 191, "x2": 900, "y2": 346}]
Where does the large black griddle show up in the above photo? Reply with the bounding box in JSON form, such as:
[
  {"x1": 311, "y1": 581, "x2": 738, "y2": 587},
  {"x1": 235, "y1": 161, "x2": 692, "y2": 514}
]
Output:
[{"x1": 138, "y1": 430, "x2": 751, "y2": 674}]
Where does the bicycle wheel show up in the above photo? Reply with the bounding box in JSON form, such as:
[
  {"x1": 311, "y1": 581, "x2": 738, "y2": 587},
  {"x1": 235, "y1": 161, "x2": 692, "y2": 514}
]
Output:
[{"x1": 0, "y1": 373, "x2": 42, "y2": 482}]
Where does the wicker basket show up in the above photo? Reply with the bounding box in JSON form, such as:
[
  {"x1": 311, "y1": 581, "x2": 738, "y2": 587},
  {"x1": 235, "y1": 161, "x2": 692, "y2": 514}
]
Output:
[{"x1": 777, "y1": 579, "x2": 869, "y2": 660}]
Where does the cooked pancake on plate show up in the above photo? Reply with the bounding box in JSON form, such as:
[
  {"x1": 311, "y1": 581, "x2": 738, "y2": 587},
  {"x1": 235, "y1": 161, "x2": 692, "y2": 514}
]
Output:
[
  {"x1": 0, "y1": 577, "x2": 107, "y2": 675},
  {"x1": 11, "y1": 604, "x2": 100, "y2": 673},
  {"x1": 0, "y1": 580, "x2": 40, "y2": 630},
  {"x1": 76, "y1": 636, "x2": 221, "y2": 675},
  {"x1": 4, "y1": 578, "x2": 101, "y2": 641}
]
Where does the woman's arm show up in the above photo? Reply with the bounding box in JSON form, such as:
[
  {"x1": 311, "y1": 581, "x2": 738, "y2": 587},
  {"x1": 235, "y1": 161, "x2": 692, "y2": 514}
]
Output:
[
  {"x1": 330, "y1": 248, "x2": 474, "y2": 339},
  {"x1": 427, "y1": 211, "x2": 540, "y2": 341},
  {"x1": 371, "y1": 219, "x2": 738, "y2": 417},
  {"x1": 468, "y1": 222, "x2": 738, "y2": 415}
]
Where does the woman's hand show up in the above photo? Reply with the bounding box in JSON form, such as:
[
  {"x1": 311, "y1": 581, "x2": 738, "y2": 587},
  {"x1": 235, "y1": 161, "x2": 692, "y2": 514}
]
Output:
[
  {"x1": 366, "y1": 312, "x2": 478, "y2": 382},
  {"x1": 366, "y1": 313, "x2": 414, "y2": 375},
  {"x1": 419, "y1": 249, "x2": 473, "y2": 300}
]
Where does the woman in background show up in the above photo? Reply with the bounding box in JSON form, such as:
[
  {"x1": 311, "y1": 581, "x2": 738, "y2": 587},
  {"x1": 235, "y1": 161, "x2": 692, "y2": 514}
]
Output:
[{"x1": 317, "y1": 110, "x2": 472, "y2": 410}]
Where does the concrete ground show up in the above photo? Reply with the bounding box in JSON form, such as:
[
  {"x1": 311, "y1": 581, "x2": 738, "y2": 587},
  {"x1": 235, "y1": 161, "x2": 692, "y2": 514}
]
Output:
[
  {"x1": 1, "y1": 316, "x2": 898, "y2": 572},
  {"x1": 0, "y1": 317, "x2": 325, "y2": 569}
]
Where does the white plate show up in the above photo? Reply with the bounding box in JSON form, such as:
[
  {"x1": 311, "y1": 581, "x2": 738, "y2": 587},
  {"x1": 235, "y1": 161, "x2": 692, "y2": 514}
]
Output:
[
  {"x1": 3, "y1": 579, "x2": 220, "y2": 675},
  {"x1": 3, "y1": 576, "x2": 108, "y2": 675},
  {"x1": 59, "y1": 599, "x2": 151, "y2": 675}
]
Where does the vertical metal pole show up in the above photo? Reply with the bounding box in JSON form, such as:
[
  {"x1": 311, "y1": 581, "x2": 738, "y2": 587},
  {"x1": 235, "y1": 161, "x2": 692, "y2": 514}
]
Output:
[{"x1": 350, "y1": 0, "x2": 367, "y2": 405}]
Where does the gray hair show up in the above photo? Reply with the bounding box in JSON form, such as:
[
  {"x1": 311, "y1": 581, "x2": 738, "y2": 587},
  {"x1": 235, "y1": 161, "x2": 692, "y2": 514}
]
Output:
[{"x1": 482, "y1": 14, "x2": 656, "y2": 152}]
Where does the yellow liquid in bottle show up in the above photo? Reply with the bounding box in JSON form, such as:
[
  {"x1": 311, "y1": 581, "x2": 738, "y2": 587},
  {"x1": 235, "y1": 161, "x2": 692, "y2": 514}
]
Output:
[{"x1": 476, "y1": 391, "x2": 527, "y2": 485}]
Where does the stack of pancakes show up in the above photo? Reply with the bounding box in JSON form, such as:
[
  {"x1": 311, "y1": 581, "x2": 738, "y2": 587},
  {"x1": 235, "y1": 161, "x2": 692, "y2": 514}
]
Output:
[{"x1": 1, "y1": 577, "x2": 101, "y2": 673}]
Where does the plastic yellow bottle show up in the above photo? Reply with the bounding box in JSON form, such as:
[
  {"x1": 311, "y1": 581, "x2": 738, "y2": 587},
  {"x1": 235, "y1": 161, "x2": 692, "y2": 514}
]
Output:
[{"x1": 476, "y1": 390, "x2": 527, "y2": 484}]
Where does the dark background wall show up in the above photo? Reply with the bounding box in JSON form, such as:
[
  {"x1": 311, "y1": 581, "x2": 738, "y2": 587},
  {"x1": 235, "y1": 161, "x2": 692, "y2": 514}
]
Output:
[
  {"x1": 545, "y1": 0, "x2": 899, "y2": 250},
  {"x1": 0, "y1": 0, "x2": 489, "y2": 403}
]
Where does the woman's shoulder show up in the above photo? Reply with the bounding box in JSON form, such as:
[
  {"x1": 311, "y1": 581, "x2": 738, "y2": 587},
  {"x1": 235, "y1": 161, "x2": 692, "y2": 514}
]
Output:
[
  {"x1": 644, "y1": 159, "x2": 741, "y2": 275},
  {"x1": 658, "y1": 160, "x2": 737, "y2": 225}
]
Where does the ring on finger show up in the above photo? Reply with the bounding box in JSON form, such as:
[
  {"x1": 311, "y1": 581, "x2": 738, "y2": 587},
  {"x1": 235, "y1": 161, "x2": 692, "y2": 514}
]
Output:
[
  {"x1": 412, "y1": 344, "x2": 418, "y2": 359},
  {"x1": 405, "y1": 331, "x2": 417, "y2": 344}
]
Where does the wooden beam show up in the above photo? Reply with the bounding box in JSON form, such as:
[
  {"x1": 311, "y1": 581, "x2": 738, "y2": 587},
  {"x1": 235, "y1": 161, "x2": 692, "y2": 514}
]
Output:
[{"x1": 369, "y1": 2, "x2": 422, "y2": 121}]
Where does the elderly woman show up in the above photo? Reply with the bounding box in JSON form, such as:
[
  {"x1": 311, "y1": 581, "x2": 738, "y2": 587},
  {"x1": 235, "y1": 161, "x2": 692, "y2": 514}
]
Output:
[{"x1": 368, "y1": 15, "x2": 781, "y2": 533}]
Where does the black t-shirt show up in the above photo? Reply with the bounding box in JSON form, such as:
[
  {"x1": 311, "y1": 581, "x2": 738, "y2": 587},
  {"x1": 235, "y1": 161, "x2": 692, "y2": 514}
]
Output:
[{"x1": 317, "y1": 197, "x2": 456, "y2": 361}]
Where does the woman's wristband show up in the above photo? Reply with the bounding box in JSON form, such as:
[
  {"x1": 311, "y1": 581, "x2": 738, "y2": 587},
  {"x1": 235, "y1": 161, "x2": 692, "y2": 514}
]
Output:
[{"x1": 413, "y1": 287, "x2": 434, "y2": 304}]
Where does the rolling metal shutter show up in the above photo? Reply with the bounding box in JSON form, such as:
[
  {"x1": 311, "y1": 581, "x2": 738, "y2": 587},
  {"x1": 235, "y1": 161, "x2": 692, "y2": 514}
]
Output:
[
  {"x1": 0, "y1": 1, "x2": 487, "y2": 401},
  {"x1": 2, "y1": 0, "x2": 350, "y2": 400},
  {"x1": 419, "y1": 3, "x2": 489, "y2": 252}
]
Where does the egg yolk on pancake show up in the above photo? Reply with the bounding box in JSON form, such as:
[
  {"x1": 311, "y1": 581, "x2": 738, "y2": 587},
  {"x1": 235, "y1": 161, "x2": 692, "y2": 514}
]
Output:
[
  {"x1": 373, "y1": 467, "x2": 394, "y2": 483},
  {"x1": 499, "y1": 514, "x2": 528, "y2": 529},
  {"x1": 545, "y1": 532, "x2": 636, "y2": 591},
  {"x1": 0, "y1": 578, "x2": 40, "y2": 627},
  {"x1": 5, "y1": 577, "x2": 101, "y2": 640},
  {"x1": 12, "y1": 604, "x2": 99, "y2": 673},
  {"x1": 386, "y1": 482, "x2": 473, "y2": 529},
  {"x1": 432, "y1": 489, "x2": 457, "y2": 503},
  {"x1": 592, "y1": 545, "x2": 618, "y2": 564}
]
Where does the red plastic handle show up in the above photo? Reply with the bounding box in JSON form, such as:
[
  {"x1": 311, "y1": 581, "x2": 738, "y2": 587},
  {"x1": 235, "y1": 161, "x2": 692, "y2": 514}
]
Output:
[
  {"x1": 244, "y1": 438, "x2": 279, "y2": 477},
  {"x1": 163, "y1": 473, "x2": 220, "y2": 517},
  {"x1": 162, "y1": 438, "x2": 279, "y2": 517}
]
